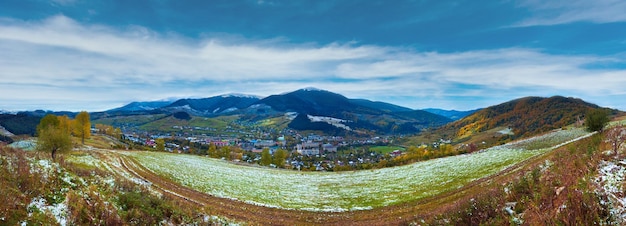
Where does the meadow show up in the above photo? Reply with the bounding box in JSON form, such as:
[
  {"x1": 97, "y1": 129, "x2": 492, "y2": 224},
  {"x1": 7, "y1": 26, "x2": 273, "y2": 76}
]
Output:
[
  {"x1": 124, "y1": 127, "x2": 591, "y2": 212},
  {"x1": 369, "y1": 145, "x2": 406, "y2": 154}
]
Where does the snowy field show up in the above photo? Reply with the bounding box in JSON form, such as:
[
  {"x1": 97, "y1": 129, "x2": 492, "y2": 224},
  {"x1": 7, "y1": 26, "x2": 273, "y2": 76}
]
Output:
[{"x1": 125, "y1": 128, "x2": 590, "y2": 212}]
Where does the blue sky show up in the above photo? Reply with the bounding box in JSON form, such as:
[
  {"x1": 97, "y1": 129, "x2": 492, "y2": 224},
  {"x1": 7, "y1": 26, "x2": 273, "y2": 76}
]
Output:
[{"x1": 1, "y1": 0, "x2": 626, "y2": 111}]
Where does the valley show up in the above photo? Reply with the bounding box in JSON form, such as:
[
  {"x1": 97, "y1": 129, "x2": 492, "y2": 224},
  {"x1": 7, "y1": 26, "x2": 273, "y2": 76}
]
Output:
[
  {"x1": 120, "y1": 127, "x2": 591, "y2": 212},
  {"x1": 4, "y1": 119, "x2": 614, "y2": 225},
  {"x1": 3, "y1": 2, "x2": 626, "y2": 224},
  {"x1": 2, "y1": 90, "x2": 625, "y2": 225}
]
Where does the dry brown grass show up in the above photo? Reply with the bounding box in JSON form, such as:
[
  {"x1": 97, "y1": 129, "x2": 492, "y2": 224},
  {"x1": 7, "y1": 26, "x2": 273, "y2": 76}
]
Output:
[
  {"x1": 419, "y1": 133, "x2": 610, "y2": 225},
  {"x1": 0, "y1": 146, "x2": 60, "y2": 224},
  {"x1": 0, "y1": 145, "x2": 231, "y2": 225}
]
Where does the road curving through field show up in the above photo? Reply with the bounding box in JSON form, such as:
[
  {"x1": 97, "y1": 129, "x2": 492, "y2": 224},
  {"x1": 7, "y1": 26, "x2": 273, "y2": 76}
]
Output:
[{"x1": 109, "y1": 128, "x2": 591, "y2": 225}]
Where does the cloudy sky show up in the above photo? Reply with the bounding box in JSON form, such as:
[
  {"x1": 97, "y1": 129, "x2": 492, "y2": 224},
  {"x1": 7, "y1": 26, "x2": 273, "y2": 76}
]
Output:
[{"x1": 1, "y1": 0, "x2": 626, "y2": 111}]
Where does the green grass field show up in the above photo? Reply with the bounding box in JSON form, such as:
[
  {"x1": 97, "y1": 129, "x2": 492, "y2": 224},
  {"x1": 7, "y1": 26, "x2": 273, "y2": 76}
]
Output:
[
  {"x1": 126, "y1": 148, "x2": 545, "y2": 211},
  {"x1": 122, "y1": 128, "x2": 589, "y2": 212},
  {"x1": 369, "y1": 145, "x2": 405, "y2": 154},
  {"x1": 138, "y1": 116, "x2": 234, "y2": 133},
  {"x1": 93, "y1": 114, "x2": 168, "y2": 127},
  {"x1": 117, "y1": 128, "x2": 591, "y2": 212}
]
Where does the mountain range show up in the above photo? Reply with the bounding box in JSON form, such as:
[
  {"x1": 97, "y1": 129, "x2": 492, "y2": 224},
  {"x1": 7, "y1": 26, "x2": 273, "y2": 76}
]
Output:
[
  {"x1": 101, "y1": 88, "x2": 455, "y2": 134},
  {"x1": 3, "y1": 88, "x2": 618, "y2": 138},
  {"x1": 422, "y1": 108, "x2": 479, "y2": 121},
  {"x1": 108, "y1": 88, "x2": 466, "y2": 118}
]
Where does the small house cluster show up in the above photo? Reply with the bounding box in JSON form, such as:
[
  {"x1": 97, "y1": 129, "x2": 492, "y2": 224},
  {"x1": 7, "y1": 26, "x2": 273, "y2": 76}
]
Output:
[{"x1": 295, "y1": 142, "x2": 338, "y2": 156}]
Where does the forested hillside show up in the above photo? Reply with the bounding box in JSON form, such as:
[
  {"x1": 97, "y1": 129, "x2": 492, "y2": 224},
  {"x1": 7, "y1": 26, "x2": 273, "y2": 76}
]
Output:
[
  {"x1": 408, "y1": 96, "x2": 621, "y2": 146},
  {"x1": 0, "y1": 113, "x2": 41, "y2": 136},
  {"x1": 453, "y1": 96, "x2": 611, "y2": 138}
]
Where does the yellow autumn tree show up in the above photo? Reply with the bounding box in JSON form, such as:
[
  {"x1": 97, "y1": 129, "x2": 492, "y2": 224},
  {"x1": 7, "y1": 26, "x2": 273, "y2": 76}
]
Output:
[
  {"x1": 273, "y1": 149, "x2": 288, "y2": 168},
  {"x1": 155, "y1": 138, "x2": 165, "y2": 152},
  {"x1": 74, "y1": 111, "x2": 91, "y2": 144},
  {"x1": 36, "y1": 114, "x2": 72, "y2": 161},
  {"x1": 58, "y1": 115, "x2": 74, "y2": 135},
  {"x1": 261, "y1": 148, "x2": 272, "y2": 166}
]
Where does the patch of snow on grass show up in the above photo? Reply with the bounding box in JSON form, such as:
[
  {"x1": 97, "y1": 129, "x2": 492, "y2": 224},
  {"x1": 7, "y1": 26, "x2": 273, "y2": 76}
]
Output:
[
  {"x1": 307, "y1": 115, "x2": 351, "y2": 130},
  {"x1": 28, "y1": 197, "x2": 68, "y2": 226},
  {"x1": 67, "y1": 154, "x2": 103, "y2": 167},
  {"x1": 29, "y1": 159, "x2": 60, "y2": 180},
  {"x1": 285, "y1": 112, "x2": 298, "y2": 120},
  {"x1": 503, "y1": 128, "x2": 590, "y2": 150},
  {"x1": 8, "y1": 139, "x2": 37, "y2": 151},
  {"x1": 126, "y1": 147, "x2": 546, "y2": 211},
  {"x1": 498, "y1": 128, "x2": 514, "y2": 135},
  {"x1": 595, "y1": 160, "x2": 626, "y2": 222},
  {"x1": 222, "y1": 107, "x2": 238, "y2": 113}
]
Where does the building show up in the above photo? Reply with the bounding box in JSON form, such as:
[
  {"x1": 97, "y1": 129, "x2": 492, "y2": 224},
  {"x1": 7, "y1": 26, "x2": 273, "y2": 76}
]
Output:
[
  {"x1": 322, "y1": 143, "x2": 337, "y2": 153},
  {"x1": 253, "y1": 139, "x2": 275, "y2": 148},
  {"x1": 296, "y1": 142, "x2": 320, "y2": 155},
  {"x1": 210, "y1": 140, "x2": 229, "y2": 147}
]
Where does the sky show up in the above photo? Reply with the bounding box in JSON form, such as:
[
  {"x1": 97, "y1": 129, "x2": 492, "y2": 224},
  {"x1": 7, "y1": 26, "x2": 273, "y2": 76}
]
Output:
[{"x1": 1, "y1": 0, "x2": 626, "y2": 112}]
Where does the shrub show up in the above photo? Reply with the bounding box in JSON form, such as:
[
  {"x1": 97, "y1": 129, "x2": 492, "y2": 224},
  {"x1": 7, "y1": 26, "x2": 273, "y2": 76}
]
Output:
[{"x1": 585, "y1": 109, "x2": 610, "y2": 132}]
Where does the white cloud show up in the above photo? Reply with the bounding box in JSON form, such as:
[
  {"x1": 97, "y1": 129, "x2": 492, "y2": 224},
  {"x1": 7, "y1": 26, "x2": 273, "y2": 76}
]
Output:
[
  {"x1": 0, "y1": 15, "x2": 626, "y2": 111},
  {"x1": 515, "y1": 0, "x2": 626, "y2": 26}
]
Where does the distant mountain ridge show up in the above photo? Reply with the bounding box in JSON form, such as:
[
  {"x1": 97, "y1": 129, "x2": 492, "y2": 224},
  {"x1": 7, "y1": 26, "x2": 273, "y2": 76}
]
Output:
[
  {"x1": 350, "y1": 99, "x2": 413, "y2": 113},
  {"x1": 422, "y1": 108, "x2": 479, "y2": 120},
  {"x1": 258, "y1": 89, "x2": 375, "y2": 116},
  {"x1": 256, "y1": 88, "x2": 451, "y2": 134},
  {"x1": 11, "y1": 90, "x2": 618, "y2": 137},
  {"x1": 109, "y1": 100, "x2": 175, "y2": 112},
  {"x1": 98, "y1": 88, "x2": 452, "y2": 134},
  {"x1": 164, "y1": 95, "x2": 260, "y2": 115},
  {"x1": 102, "y1": 90, "x2": 621, "y2": 136}
]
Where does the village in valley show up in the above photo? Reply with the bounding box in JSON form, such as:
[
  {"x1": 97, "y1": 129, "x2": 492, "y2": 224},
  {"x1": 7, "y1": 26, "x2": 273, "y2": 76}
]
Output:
[{"x1": 116, "y1": 122, "x2": 413, "y2": 171}]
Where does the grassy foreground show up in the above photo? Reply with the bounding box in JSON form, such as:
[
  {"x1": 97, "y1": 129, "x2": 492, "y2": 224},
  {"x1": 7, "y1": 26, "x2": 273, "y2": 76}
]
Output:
[{"x1": 125, "y1": 128, "x2": 589, "y2": 211}]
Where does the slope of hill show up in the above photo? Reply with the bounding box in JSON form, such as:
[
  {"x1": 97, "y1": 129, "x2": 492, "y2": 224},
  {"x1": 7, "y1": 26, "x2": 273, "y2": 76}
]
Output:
[
  {"x1": 258, "y1": 88, "x2": 450, "y2": 134},
  {"x1": 108, "y1": 100, "x2": 174, "y2": 112},
  {"x1": 0, "y1": 113, "x2": 42, "y2": 136},
  {"x1": 93, "y1": 88, "x2": 453, "y2": 135},
  {"x1": 454, "y1": 96, "x2": 601, "y2": 138},
  {"x1": 422, "y1": 108, "x2": 479, "y2": 120},
  {"x1": 409, "y1": 96, "x2": 617, "y2": 146},
  {"x1": 164, "y1": 95, "x2": 260, "y2": 115},
  {"x1": 394, "y1": 110, "x2": 454, "y2": 124},
  {"x1": 348, "y1": 99, "x2": 413, "y2": 113},
  {"x1": 258, "y1": 88, "x2": 369, "y2": 116}
]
